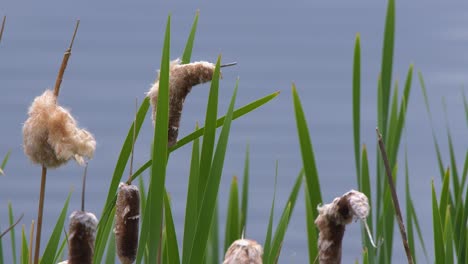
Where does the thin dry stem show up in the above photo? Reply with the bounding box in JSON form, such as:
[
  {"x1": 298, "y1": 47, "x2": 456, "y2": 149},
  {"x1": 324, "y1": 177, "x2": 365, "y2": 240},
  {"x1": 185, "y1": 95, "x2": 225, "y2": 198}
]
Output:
[
  {"x1": 81, "y1": 163, "x2": 88, "y2": 211},
  {"x1": 220, "y1": 62, "x2": 237, "y2": 68},
  {"x1": 376, "y1": 128, "x2": 414, "y2": 264},
  {"x1": 29, "y1": 220, "x2": 35, "y2": 264},
  {"x1": 0, "y1": 16, "x2": 5, "y2": 43},
  {"x1": 33, "y1": 166, "x2": 47, "y2": 264},
  {"x1": 53, "y1": 20, "x2": 80, "y2": 98},
  {"x1": 0, "y1": 213, "x2": 24, "y2": 238}
]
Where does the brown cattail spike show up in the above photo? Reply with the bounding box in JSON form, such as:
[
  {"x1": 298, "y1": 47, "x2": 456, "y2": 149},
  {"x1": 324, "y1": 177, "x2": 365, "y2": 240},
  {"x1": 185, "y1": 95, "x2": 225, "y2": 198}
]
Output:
[
  {"x1": 115, "y1": 182, "x2": 140, "y2": 264},
  {"x1": 148, "y1": 59, "x2": 223, "y2": 147},
  {"x1": 68, "y1": 211, "x2": 98, "y2": 264},
  {"x1": 23, "y1": 90, "x2": 96, "y2": 168},
  {"x1": 223, "y1": 238, "x2": 263, "y2": 264},
  {"x1": 315, "y1": 190, "x2": 369, "y2": 264}
]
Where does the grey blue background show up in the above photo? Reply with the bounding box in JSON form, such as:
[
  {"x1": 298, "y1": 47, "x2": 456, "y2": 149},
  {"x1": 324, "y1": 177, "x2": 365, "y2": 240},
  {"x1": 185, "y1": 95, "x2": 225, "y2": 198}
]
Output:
[{"x1": 1, "y1": 1, "x2": 467, "y2": 263}]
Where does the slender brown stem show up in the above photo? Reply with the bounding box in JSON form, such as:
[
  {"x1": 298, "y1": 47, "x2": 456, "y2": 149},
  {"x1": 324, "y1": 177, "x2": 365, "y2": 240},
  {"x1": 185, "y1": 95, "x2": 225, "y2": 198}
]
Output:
[
  {"x1": 81, "y1": 163, "x2": 88, "y2": 211},
  {"x1": 376, "y1": 128, "x2": 414, "y2": 264},
  {"x1": 0, "y1": 16, "x2": 6, "y2": 43},
  {"x1": 53, "y1": 20, "x2": 80, "y2": 98},
  {"x1": 220, "y1": 62, "x2": 237, "y2": 68},
  {"x1": 33, "y1": 166, "x2": 47, "y2": 264},
  {"x1": 29, "y1": 220, "x2": 35, "y2": 264},
  {"x1": 0, "y1": 213, "x2": 24, "y2": 238}
]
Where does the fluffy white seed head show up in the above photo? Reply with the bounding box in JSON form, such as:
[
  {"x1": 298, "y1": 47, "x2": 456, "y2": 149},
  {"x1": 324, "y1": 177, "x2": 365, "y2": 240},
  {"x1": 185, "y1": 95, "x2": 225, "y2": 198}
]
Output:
[{"x1": 23, "y1": 90, "x2": 96, "y2": 168}]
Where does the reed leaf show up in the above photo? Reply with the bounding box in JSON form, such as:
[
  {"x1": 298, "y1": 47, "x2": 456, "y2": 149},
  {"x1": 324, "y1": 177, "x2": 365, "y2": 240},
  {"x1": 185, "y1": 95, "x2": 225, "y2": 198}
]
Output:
[{"x1": 224, "y1": 176, "x2": 240, "y2": 252}]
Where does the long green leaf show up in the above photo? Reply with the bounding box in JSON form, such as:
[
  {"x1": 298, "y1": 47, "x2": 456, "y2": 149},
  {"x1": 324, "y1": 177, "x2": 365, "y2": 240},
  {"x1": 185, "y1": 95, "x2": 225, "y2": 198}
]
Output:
[
  {"x1": 439, "y1": 168, "x2": 451, "y2": 221},
  {"x1": 304, "y1": 182, "x2": 317, "y2": 264},
  {"x1": 380, "y1": 0, "x2": 395, "y2": 134},
  {"x1": 41, "y1": 192, "x2": 71, "y2": 264},
  {"x1": 240, "y1": 144, "x2": 250, "y2": 235},
  {"x1": 20, "y1": 226, "x2": 27, "y2": 264},
  {"x1": 182, "y1": 128, "x2": 200, "y2": 264},
  {"x1": 105, "y1": 228, "x2": 116, "y2": 264},
  {"x1": 129, "y1": 91, "x2": 280, "y2": 184},
  {"x1": 432, "y1": 181, "x2": 445, "y2": 264},
  {"x1": 224, "y1": 176, "x2": 240, "y2": 252},
  {"x1": 419, "y1": 71, "x2": 445, "y2": 179},
  {"x1": 171, "y1": 91, "x2": 280, "y2": 153},
  {"x1": 353, "y1": 33, "x2": 361, "y2": 180},
  {"x1": 291, "y1": 84, "x2": 322, "y2": 224},
  {"x1": 197, "y1": 56, "x2": 222, "y2": 204},
  {"x1": 187, "y1": 81, "x2": 238, "y2": 264},
  {"x1": 181, "y1": 11, "x2": 199, "y2": 64},
  {"x1": 263, "y1": 162, "x2": 278, "y2": 263},
  {"x1": 268, "y1": 203, "x2": 291, "y2": 264},
  {"x1": 405, "y1": 152, "x2": 415, "y2": 263},
  {"x1": 444, "y1": 207, "x2": 454, "y2": 264},
  {"x1": 164, "y1": 192, "x2": 181, "y2": 264},
  {"x1": 206, "y1": 204, "x2": 219, "y2": 264},
  {"x1": 8, "y1": 202, "x2": 16, "y2": 264},
  {"x1": 52, "y1": 236, "x2": 68, "y2": 264},
  {"x1": 0, "y1": 151, "x2": 11, "y2": 176},
  {"x1": 142, "y1": 15, "x2": 171, "y2": 264}
]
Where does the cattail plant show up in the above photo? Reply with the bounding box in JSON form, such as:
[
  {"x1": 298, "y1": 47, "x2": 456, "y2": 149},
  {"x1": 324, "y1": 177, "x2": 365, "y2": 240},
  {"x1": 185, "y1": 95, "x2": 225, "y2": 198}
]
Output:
[
  {"x1": 223, "y1": 238, "x2": 263, "y2": 264},
  {"x1": 114, "y1": 99, "x2": 140, "y2": 264},
  {"x1": 68, "y1": 165, "x2": 98, "y2": 264},
  {"x1": 315, "y1": 190, "x2": 369, "y2": 264},
  {"x1": 20, "y1": 21, "x2": 96, "y2": 264},
  {"x1": 147, "y1": 59, "x2": 236, "y2": 147}
]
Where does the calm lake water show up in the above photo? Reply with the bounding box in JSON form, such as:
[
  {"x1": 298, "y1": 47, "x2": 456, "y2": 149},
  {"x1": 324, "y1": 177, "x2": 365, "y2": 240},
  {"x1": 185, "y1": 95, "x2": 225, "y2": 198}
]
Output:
[{"x1": 1, "y1": 1, "x2": 467, "y2": 263}]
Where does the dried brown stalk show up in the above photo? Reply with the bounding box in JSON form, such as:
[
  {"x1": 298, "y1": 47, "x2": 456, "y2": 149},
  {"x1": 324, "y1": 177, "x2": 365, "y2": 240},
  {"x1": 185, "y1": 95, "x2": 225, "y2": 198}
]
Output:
[
  {"x1": 223, "y1": 238, "x2": 263, "y2": 264},
  {"x1": 376, "y1": 128, "x2": 414, "y2": 264},
  {"x1": 315, "y1": 190, "x2": 369, "y2": 264},
  {"x1": 31, "y1": 20, "x2": 82, "y2": 264}
]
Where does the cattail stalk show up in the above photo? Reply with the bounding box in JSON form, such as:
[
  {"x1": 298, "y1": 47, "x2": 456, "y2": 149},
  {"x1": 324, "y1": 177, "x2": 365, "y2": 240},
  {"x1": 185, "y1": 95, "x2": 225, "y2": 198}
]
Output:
[
  {"x1": 376, "y1": 128, "x2": 413, "y2": 264},
  {"x1": 147, "y1": 59, "x2": 236, "y2": 147},
  {"x1": 30, "y1": 20, "x2": 82, "y2": 264},
  {"x1": 223, "y1": 238, "x2": 263, "y2": 264},
  {"x1": 315, "y1": 190, "x2": 369, "y2": 264}
]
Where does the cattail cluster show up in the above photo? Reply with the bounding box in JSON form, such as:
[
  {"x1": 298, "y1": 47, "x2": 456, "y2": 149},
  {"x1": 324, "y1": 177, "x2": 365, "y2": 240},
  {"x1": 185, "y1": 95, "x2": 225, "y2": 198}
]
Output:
[
  {"x1": 67, "y1": 211, "x2": 98, "y2": 264},
  {"x1": 23, "y1": 89, "x2": 96, "y2": 168},
  {"x1": 147, "y1": 59, "x2": 216, "y2": 147},
  {"x1": 115, "y1": 182, "x2": 140, "y2": 264},
  {"x1": 223, "y1": 238, "x2": 263, "y2": 264},
  {"x1": 315, "y1": 190, "x2": 369, "y2": 264}
]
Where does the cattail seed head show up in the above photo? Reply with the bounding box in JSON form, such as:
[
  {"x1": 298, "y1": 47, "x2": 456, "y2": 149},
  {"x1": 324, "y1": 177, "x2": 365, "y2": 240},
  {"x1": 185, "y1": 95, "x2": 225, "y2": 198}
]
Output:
[
  {"x1": 23, "y1": 90, "x2": 96, "y2": 168},
  {"x1": 68, "y1": 211, "x2": 98, "y2": 264},
  {"x1": 147, "y1": 59, "x2": 216, "y2": 147},
  {"x1": 223, "y1": 238, "x2": 263, "y2": 264},
  {"x1": 115, "y1": 182, "x2": 140, "y2": 264},
  {"x1": 315, "y1": 190, "x2": 369, "y2": 264}
]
